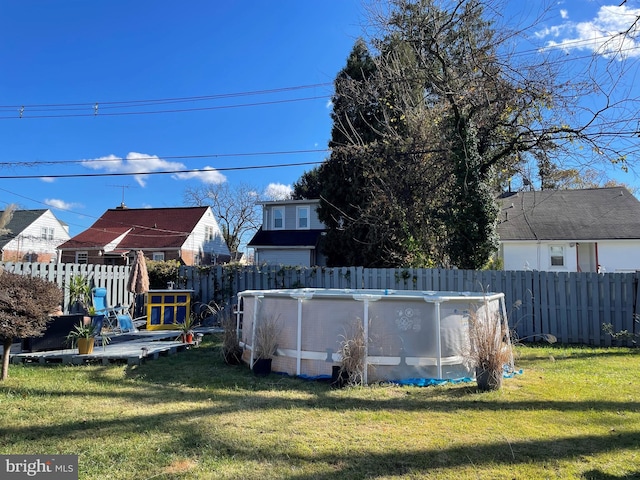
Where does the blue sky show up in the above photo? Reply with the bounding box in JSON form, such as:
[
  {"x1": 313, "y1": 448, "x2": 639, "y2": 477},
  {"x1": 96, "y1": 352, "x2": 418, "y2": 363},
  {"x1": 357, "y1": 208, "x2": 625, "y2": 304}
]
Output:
[{"x1": 1, "y1": 1, "x2": 639, "y2": 247}]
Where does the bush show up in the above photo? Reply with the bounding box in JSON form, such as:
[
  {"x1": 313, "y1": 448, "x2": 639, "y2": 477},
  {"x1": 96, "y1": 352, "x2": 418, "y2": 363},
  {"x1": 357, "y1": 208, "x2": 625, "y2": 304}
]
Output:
[
  {"x1": 146, "y1": 260, "x2": 181, "y2": 289},
  {"x1": 0, "y1": 272, "x2": 62, "y2": 380}
]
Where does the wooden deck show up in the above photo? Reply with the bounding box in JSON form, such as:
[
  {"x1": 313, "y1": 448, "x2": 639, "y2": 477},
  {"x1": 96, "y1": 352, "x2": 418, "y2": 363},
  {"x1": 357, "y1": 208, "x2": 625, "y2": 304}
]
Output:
[{"x1": 9, "y1": 328, "x2": 216, "y2": 366}]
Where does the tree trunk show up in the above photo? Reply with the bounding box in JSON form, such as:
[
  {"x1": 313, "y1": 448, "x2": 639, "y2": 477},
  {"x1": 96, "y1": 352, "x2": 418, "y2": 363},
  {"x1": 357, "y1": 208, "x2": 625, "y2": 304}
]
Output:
[{"x1": 1, "y1": 337, "x2": 13, "y2": 381}]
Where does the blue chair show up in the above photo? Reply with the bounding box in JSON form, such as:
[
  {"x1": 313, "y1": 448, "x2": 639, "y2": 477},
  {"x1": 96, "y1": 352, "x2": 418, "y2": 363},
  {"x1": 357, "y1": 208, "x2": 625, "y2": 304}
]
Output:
[{"x1": 91, "y1": 287, "x2": 137, "y2": 333}]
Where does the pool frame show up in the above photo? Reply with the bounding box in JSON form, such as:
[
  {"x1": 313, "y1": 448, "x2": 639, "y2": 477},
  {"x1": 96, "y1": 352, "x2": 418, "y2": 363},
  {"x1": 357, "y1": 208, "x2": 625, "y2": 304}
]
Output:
[{"x1": 236, "y1": 288, "x2": 508, "y2": 384}]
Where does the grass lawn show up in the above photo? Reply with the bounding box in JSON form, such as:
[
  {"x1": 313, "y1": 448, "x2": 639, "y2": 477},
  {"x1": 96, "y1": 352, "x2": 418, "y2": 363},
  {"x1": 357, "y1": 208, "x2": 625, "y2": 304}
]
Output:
[{"x1": 1, "y1": 336, "x2": 639, "y2": 479}]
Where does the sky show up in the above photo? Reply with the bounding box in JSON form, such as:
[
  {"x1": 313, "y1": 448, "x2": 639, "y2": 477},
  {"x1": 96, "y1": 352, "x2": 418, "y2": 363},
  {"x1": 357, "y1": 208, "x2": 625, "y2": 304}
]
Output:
[{"x1": 1, "y1": 1, "x2": 640, "y2": 250}]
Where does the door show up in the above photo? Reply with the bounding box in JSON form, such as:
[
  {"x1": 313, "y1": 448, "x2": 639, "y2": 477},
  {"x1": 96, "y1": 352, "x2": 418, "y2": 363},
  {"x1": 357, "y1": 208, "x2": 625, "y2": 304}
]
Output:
[{"x1": 577, "y1": 243, "x2": 597, "y2": 272}]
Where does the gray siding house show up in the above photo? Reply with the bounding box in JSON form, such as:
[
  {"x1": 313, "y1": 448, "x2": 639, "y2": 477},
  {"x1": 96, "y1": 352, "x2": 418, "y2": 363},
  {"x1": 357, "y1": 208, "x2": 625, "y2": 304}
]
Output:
[{"x1": 248, "y1": 199, "x2": 327, "y2": 267}]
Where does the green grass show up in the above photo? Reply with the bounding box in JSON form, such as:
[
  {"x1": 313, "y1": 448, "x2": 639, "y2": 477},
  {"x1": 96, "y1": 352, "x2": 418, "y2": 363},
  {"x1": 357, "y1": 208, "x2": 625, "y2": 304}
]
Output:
[{"x1": 1, "y1": 337, "x2": 639, "y2": 479}]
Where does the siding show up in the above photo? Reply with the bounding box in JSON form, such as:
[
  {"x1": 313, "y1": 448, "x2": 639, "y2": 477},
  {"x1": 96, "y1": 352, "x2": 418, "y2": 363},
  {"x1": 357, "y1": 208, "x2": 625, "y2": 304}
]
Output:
[
  {"x1": 2, "y1": 210, "x2": 70, "y2": 262},
  {"x1": 263, "y1": 202, "x2": 322, "y2": 232},
  {"x1": 257, "y1": 250, "x2": 311, "y2": 267}
]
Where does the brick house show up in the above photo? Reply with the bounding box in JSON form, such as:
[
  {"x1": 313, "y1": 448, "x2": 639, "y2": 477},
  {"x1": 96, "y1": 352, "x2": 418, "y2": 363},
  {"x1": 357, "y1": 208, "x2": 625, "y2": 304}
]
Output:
[{"x1": 58, "y1": 205, "x2": 230, "y2": 266}]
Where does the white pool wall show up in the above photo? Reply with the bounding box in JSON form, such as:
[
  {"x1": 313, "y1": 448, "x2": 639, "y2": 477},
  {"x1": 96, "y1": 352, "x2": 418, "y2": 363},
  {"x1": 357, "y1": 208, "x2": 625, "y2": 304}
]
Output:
[{"x1": 237, "y1": 288, "x2": 505, "y2": 383}]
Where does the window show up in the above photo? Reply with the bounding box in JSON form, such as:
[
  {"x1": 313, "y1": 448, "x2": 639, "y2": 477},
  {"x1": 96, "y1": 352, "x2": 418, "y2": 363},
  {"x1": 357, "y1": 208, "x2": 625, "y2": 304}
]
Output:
[
  {"x1": 76, "y1": 251, "x2": 88, "y2": 264},
  {"x1": 550, "y1": 245, "x2": 564, "y2": 267},
  {"x1": 204, "y1": 225, "x2": 215, "y2": 241},
  {"x1": 273, "y1": 208, "x2": 284, "y2": 230},
  {"x1": 297, "y1": 206, "x2": 309, "y2": 229},
  {"x1": 41, "y1": 227, "x2": 54, "y2": 240},
  {"x1": 152, "y1": 252, "x2": 165, "y2": 261}
]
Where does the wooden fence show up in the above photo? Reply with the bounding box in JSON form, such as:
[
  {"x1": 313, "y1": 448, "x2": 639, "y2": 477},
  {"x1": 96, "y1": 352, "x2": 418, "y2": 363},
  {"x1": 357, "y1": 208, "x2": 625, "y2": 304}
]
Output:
[
  {"x1": 0, "y1": 261, "x2": 133, "y2": 313},
  {"x1": 180, "y1": 265, "x2": 640, "y2": 347},
  {"x1": 3, "y1": 261, "x2": 639, "y2": 346}
]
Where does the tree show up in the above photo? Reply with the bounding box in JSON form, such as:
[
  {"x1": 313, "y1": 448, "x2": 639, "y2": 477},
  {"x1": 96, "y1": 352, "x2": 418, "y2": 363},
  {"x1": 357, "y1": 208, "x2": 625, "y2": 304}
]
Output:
[
  {"x1": 183, "y1": 183, "x2": 261, "y2": 259},
  {"x1": 0, "y1": 204, "x2": 17, "y2": 237},
  {"x1": 538, "y1": 167, "x2": 637, "y2": 194},
  {"x1": 0, "y1": 272, "x2": 62, "y2": 380},
  {"x1": 298, "y1": 0, "x2": 628, "y2": 269}
]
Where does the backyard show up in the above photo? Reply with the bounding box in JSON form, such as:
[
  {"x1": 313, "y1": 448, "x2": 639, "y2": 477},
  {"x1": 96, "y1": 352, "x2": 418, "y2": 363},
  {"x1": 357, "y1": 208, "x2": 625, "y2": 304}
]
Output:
[{"x1": 0, "y1": 336, "x2": 638, "y2": 479}]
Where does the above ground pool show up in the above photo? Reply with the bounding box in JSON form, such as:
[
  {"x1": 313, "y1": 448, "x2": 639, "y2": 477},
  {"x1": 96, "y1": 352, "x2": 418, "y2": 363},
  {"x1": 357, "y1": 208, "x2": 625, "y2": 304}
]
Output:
[{"x1": 236, "y1": 288, "x2": 506, "y2": 384}]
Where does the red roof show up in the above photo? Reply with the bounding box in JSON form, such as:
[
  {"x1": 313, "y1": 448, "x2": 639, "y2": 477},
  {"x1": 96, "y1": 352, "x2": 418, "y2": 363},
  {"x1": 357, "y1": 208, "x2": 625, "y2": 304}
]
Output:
[{"x1": 59, "y1": 206, "x2": 209, "y2": 250}]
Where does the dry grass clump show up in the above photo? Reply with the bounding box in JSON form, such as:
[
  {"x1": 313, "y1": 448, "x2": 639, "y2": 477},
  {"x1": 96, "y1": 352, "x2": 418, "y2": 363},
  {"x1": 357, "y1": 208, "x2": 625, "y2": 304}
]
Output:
[
  {"x1": 337, "y1": 319, "x2": 367, "y2": 386},
  {"x1": 220, "y1": 307, "x2": 243, "y2": 364},
  {"x1": 254, "y1": 313, "x2": 281, "y2": 360},
  {"x1": 466, "y1": 302, "x2": 513, "y2": 391}
]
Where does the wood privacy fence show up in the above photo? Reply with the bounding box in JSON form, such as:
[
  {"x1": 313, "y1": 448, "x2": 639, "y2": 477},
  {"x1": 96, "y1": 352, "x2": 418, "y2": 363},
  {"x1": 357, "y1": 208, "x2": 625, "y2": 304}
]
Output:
[
  {"x1": 0, "y1": 261, "x2": 133, "y2": 313},
  {"x1": 181, "y1": 265, "x2": 640, "y2": 347},
  {"x1": 2, "y1": 261, "x2": 639, "y2": 346}
]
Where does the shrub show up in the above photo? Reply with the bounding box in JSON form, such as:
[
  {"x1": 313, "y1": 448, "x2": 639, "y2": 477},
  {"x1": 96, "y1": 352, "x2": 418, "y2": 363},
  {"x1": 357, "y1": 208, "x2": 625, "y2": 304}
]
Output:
[
  {"x1": 0, "y1": 272, "x2": 62, "y2": 380},
  {"x1": 146, "y1": 260, "x2": 181, "y2": 289}
]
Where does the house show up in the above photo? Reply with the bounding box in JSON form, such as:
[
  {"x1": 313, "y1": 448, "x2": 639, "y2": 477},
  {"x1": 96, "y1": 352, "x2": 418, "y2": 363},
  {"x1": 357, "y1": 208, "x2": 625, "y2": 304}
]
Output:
[
  {"x1": 248, "y1": 199, "x2": 327, "y2": 267},
  {"x1": 58, "y1": 205, "x2": 230, "y2": 266},
  {"x1": 0, "y1": 209, "x2": 70, "y2": 263},
  {"x1": 496, "y1": 187, "x2": 640, "y2": 272}
]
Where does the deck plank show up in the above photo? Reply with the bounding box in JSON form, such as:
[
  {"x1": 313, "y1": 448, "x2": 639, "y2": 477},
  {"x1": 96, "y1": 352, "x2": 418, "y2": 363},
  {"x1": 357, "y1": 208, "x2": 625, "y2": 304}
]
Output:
[{"x1": 8, "y1": 328, "x2": 216, "y2": 366}]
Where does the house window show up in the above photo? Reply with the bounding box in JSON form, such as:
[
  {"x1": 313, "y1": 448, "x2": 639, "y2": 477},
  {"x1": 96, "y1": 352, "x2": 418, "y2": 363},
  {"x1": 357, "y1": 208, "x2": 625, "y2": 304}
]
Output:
[
  {"x1": 152, "y1": 252, "x2": 165, "y2": 261},
  {"x1": 41, "y1": 227, "x2": 54, "y2": 240},
  {"x1": 76, "y1": 251, "x2": 88, "y2": 264},
  {"x1": 550, "y1": 246, "x2": 564, "y2": 267},
  {"x1": 205, "y1": 225, "x2": 215, "y2": 241},
  {"x1": 297, "y1": 206, "x2": 309, "y2": 229},
  {"x1": 273, "y1": 208, "x2": 284, "y2": 230}
]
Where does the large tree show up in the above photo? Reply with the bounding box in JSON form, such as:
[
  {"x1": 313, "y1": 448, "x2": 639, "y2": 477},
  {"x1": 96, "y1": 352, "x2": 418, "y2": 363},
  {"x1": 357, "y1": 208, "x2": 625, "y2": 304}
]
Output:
[
  {"x1": 183, "y1": 182, "x2": 261, "y2": 259},
  {"x1": 296, "y1": 0, "x2": 620, "y2": 269}
]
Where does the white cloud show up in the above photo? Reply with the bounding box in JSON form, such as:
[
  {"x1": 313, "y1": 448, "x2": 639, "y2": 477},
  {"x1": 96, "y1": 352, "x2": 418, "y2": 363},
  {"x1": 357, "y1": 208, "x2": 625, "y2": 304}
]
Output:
[
  {"x1": 560, "y1": 9, "x2": 568, "y2": 20},
  {"x1": 173, "y1": 166, "x2": 226, "y2": 184},
  {"x1": 81, "y1": 152, "x2": 225, "y2": 186},
  {"x1": 44, "y1": 198, "x2": 81, "y2": 210},
  {"x1": 40, "y1": 177, "x2": 55, "y2": 183},
  {"x1": 540, "y1": 5, "x2": 640, "y2": 58},
  {"x1": 264, "y1": 183, "x2": 293, "y2": 200}
]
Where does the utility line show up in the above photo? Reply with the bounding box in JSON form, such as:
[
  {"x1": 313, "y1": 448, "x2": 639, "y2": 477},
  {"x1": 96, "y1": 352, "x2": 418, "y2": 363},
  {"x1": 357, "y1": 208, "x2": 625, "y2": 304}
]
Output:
[
  {"x1": 0, "y1": 83, "x2": 332, "y2": 110},
  {"x1": 0, "y1": 161, "x2": 324, "y2": 180},
  {"x1": 2, "y1": 122, "x2": 639, "y2": 174},
  {"x1": 1, "y1": 35, "x2": 638, "y2": 118},
  {"x1": 0, "y1": 149, "x2": 330, "y2": 167},
  {"x1": 0, "y1": 96, "x2": 330, "y2": 120}
]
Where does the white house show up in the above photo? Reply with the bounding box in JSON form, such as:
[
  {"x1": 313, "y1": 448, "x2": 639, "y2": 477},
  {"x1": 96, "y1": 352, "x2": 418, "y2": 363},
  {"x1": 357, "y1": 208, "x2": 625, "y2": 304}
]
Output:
[
  {"x1": 496, "y1": 187, "x2": 640, "y2": 272},
  {"x1": 248, "y1": 199, "x2": 327, "y2": 267},
  {"x1": 0, "y1": 209, "x2": 71, "y2": 263}
]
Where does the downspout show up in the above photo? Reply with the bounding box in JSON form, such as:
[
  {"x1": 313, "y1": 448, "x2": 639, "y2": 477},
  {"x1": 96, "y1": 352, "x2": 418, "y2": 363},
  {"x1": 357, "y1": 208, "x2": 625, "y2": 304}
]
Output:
[{"x1": 595, "y1": 243, "x2": 600, "y2": 272}]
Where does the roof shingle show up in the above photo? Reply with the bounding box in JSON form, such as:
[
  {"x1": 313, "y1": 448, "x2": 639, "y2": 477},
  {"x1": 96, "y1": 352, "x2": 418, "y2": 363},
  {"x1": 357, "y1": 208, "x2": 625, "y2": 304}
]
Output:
[
  {"x1": 60, "y1": 207, "x2": 209, "y2": 250},
  {"x1": 496, "y1": 188, "x2": 640, "y2": 241}
]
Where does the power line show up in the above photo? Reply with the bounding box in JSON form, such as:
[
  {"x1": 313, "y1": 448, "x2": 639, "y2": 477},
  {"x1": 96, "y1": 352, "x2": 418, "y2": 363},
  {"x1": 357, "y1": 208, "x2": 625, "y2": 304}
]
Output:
[
  {"x1": 0, "y1": 160, "x2": 324, "y2": 180},
  {"x1": 0, "y1": 95, "x2": 331, "y2": 120},
  {"x1": 0, "y1": 148, "x2": 330, "y2": 167},
  {"x1": 0, "y1": 83, "x2": 332, "y2": 110}
]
